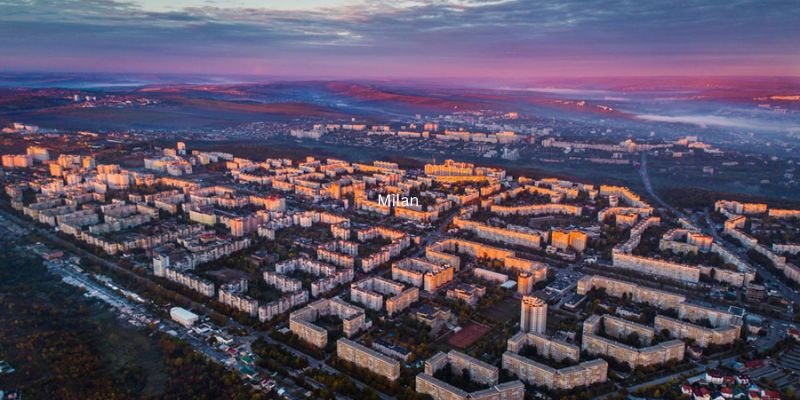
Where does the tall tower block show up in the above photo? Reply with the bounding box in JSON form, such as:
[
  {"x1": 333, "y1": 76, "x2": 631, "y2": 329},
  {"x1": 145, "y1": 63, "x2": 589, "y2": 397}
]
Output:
[
  {"x1": 517, "y1": 272, "x2": 533, "y2": 295},
  {"x1": 520, "y1": 296, "x2": 547, "y2": 334}
]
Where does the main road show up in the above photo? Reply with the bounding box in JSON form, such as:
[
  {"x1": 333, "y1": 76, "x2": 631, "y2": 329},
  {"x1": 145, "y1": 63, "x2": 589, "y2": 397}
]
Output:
[
  {"x1": 638, "y1": 153, "x2": 799, "y2": 310},
  {"x1": 639, "y1": 152, "x2": 686, "y2": 220}
]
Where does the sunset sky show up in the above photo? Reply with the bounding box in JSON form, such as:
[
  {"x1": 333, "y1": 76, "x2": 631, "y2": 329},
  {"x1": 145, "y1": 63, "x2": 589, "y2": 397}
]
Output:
[{"x1": 1, "y1": 0, "x2": 799, "y2": 80}]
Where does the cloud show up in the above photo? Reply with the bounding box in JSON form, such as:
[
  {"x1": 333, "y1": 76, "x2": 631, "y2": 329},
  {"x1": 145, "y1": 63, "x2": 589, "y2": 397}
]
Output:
[
  {"x1": 0, "y1": 0, "x2": 798, "y2": 78},
  {"x1": 635, "y1": 113, "x2": 796, "y2": 133}
]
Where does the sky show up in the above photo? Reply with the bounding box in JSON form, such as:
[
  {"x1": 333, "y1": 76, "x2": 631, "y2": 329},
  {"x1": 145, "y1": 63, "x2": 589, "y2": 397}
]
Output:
[{"x1": 1, "y1": 0, "x2": 799, "y2": 80}]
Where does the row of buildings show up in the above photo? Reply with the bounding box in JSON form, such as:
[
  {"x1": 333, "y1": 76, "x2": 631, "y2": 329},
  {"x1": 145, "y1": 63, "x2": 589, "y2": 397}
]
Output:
[
  {"x1": 577, "y1": 275, "x2": 742, "y2": 348},
  {"x1": 717, "y1": 201, "x2": 800, "y2": 284}
]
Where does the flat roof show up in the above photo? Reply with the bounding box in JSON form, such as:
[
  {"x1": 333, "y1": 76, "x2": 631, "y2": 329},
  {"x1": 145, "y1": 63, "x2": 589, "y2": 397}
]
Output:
[{"x1": 170, "y1": 307, "x2": 198, "y2": 320}]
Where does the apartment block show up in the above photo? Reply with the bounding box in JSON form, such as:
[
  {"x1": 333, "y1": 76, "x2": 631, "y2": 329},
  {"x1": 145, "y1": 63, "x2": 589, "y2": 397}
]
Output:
[
  {"x1": 392, "y1": 257, "x2": 455, "y2": 292},
  {"x1": 714, "y1": 200, "x2": 767, "y2": 216},
  {"x1": 155, "y1": 265, "x2": 215, "y2": 297},
  {"x1": 576, "y1": 275, "x2": 741, "y2": 347},
  {"x1": 653, "y1": 315, "x2": 739, "y2": 347},
  {"x1": 768, "y1": 208, "x2": 800, "y2": 219},
  {"x1": 218, "y1": 281, "x2": 259, "y2": 317},
  {"x1": 473, "y1": 268, "x2": 509, "y2": 284},
  {"x1": 416, "y1": 351, "x2": 524, "y2": 400},
  {"x1": 597, "y1": 207, "x2": 653, "y2": 224},
  {"x1": 491, "y1": 203, "x2": 582, "y2": 217},
  {"x1": 1, "y1": 154, "x2": 34, "y2": 168},
  {"x1": 426, "y1": 239, "x2": 547, "y2": 282},
  {"x1": 446, "y1": 283, "x2": 486, "y2": 306},
  {"x1": 275, "y1": 257, "x2": 354, "y2": 297},
  {"x1": 395, "y1": 206, "x2": 439, "y2": 223},
  {"x1": 317, "y1": 240, "x2": 358, "y2": 269},
  {"x1": 599, "y1": 185, "x2": 649, "y2": 208},
  {"x1": 581, "y1": 315, "x2": 685, "y2": 368},
  {"x1": 415, "y1": 375, "x2": 524, "y2": 400},
  {"x1": 502, "y1": 352, "x2": 607, "y2": 390},
  {"x1": 350, "y1": 276, "x2": 418, "y2": 315},
  {"x1": 506, "y1": 332, "x2": 579, "y2": 362},
  {"x1": 722, "y1": 213, "x2": 800, "y2": 285},
  {"x1": 258, "y1": 290, "x2": 309, "y2": 322},
  {"x1": 263, "y1": 270, "x2": 303, "y2": 293},
  {"x1": 611, "y1": 251, "x2": 701, "y2": 282},
  {"x1": 385, "y1": 286, "x2": 420, "y2": 316},
  {"x1": 452, "y1": 217, "x2": 541, "y2": 249},
  {"x1": 337, "y1": 338, "x2": 401, "y2": 381},
  {"x1": 289, "y1": 298, "x2": 368, "y2": 348},
  {"x1": 577, "y1": 275, "x2": 686, "y2": 310},
  {"x1": 425, "y1": 351, "x2": 498, "y2": 386},
  {"x1": 549, "y1": 229, "x2": 588, "y2": 252},
  {"x1": 659, "y1": 229, "x2": 713, "y2": 254},
  {"x1": 355, "y1": 196, "x2": 391, "y2": 215}
]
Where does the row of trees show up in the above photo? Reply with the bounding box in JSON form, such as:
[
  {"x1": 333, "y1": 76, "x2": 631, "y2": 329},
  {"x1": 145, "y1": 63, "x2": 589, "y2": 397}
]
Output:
[{"x1": 251, "y1": 338, "x2": 308, "y2": 373}]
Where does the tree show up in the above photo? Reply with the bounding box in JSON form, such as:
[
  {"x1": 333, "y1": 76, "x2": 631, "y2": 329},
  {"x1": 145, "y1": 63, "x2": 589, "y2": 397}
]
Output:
[{"x1": 627, "y1": 332, "x2": 641, "y2": 347}]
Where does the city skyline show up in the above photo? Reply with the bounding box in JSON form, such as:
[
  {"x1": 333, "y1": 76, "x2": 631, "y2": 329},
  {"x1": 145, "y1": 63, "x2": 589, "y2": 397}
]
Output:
[
  {"x1": 2, "y1": 2, "x2": 800, "y2": 399},
  {"x1": 1, "y1": 0, "x2": 799, "y2": 80}
]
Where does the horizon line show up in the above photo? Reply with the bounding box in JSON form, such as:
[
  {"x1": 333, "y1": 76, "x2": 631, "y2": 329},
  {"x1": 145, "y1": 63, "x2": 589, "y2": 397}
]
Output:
[{"x1": 2, "y1": 69, "x2": 799, "y2": 82}]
